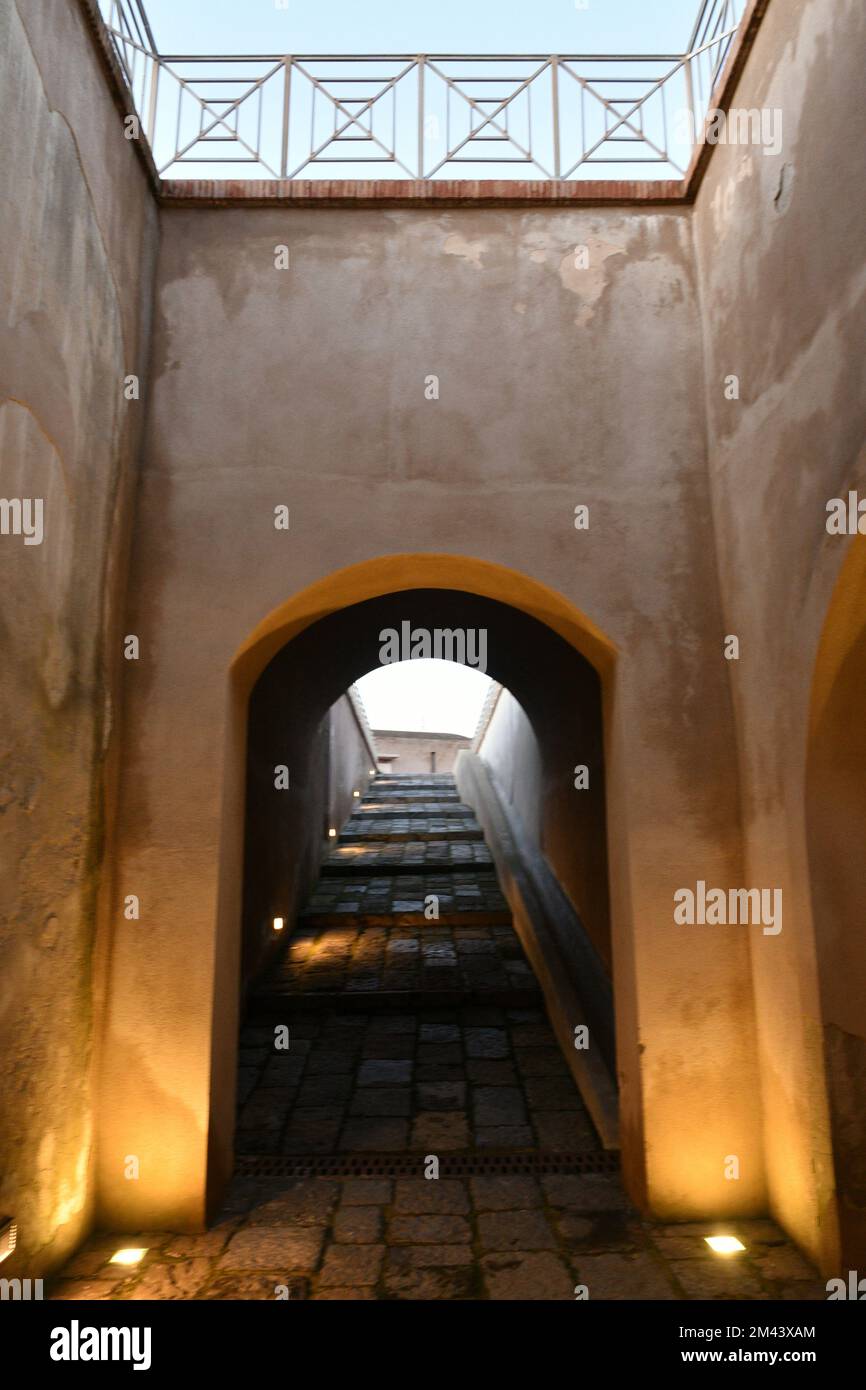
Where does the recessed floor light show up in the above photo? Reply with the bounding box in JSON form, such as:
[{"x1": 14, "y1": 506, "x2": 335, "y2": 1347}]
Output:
[
  {"x1": 704, "y1": 1235, "x2": 745, "y2": 1255},
  {"x1": 0, "y1": 1217, "x2": 17, "y2": 1263},
  {"x1": 110, "y1": 1248, "x2": 148, "y2": 1266}
]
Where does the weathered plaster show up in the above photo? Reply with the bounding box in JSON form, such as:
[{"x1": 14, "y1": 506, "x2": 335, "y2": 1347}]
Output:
[
  {"x1": 692, "y1": 0, "x2": 866, "y2": 1270},
  {"x1": 0, "y1": 0, "x2": 158, "y2": 1277}
]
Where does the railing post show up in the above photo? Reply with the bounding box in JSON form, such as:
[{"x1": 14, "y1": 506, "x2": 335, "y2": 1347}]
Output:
[
  {"x1": 281, "y1": 57, "x2": 292, "y2": 178},
  {"x1": 145, "y1": 54, "x2": 160, "y2": 149},
  {"x1": 551, "y1": 56, "x2": 561, "y2": 180},
  {"x1": 684, "y1": 53, "x2": 698, "y2": 156},
  {"x1": 417, "y1": 55, "x2": 425, "y2": 179}
]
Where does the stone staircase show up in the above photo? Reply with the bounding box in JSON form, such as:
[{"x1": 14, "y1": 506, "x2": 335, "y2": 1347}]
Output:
[
  {"x1": 237, "y1": 772, "x2": 604, "y2": 1171},
  {"x1": 251, "y1": 773, "x2": 538, "y2": 1010}
]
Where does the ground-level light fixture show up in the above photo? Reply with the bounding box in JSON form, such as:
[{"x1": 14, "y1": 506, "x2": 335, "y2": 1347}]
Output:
[
  {"x1": 0, "y1": 1217, "x2": 17, "y2": 1263},
  {"x1": 110, "y1": 1248, "x2": 148, "y2": 1266},
  {"x1": 369, "y1": 769, "x2": 375, "y2": 776},
  {"x1": 704, "y1": 1235, "x2": 746, "y2": 1255},
  {"x1": 353, "y1": 789, "x2": 360, "y2": 797},
  {"x1": 272, "y1": 917, "x2": 284, "y2": 932},
  {"x1": 328, "y1": 828, "x2": 337, "y2": 837}
]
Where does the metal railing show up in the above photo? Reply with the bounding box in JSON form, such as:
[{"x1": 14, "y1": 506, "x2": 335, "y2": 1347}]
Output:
[{"x1": 98, "y1": 0, "x2": 746, "y2": 182}]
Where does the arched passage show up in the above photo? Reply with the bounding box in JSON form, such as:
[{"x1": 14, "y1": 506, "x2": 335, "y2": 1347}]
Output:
[
  {"x1": 95, "y1": 549, "x2": 766, "y2": 1243},
  {"x1": 241, "y1": 589, "x2": 612, "y2": 991},
  {"x1": 208, "y1": 555, "x2": 620, "y2": 1211},
  {"x1": 806, "y1": 533, "x2": 866, "y2": 1267}
]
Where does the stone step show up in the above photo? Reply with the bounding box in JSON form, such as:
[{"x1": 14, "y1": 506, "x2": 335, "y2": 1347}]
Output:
[
  {"x1": 364, "y1": 795, "x2": 464, "y2": 806},
  {"x1": 353, "y1": 802, "x2": 475, "y2": 816},
  {"x1": 324, "y1": 841, "x2": 493, "y2": 873},
  {"x1": 299, "y1": 907, "x2": 512, "y2": 929},
  {"x1": 340, "y1": 817, "x2": 482, "y2": 842},
  {"x1": 254, "y1": 920, "x2": 534, "y2": 1002},
  {"x1": 299, "y1": 871, "x2": 509, "y2": 924},
  {"x1": 370, "y1": 777, "x2": 458, "y2": 791},
  {"x1": 248, "y1": 984, "x2": 543, "y2": 1016}
]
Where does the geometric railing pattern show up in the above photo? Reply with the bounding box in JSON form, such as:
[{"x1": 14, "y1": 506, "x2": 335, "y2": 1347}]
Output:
[{"x1": 98, "y1": 0, "x2": 746, "y2": 181}]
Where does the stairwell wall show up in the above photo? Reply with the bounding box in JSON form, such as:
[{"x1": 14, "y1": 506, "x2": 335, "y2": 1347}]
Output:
[
  {"x1": 691, "y1": 0, "x2": 866, "y2": 1269},
  {"x1": 0, "y1": 0, "x2": 158, "y2": 1276}
]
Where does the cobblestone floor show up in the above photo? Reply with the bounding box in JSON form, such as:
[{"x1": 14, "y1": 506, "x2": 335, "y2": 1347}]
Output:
[
  {"x1": 234, "y1": 1005, "x2": 598, "y2": 1155},
  {"x1": 50, "y1": 1186, "x2": 826, "y2": 1302},
  {"x1": 50, "y1": 775, "x2": 826, "y2": 1301}
]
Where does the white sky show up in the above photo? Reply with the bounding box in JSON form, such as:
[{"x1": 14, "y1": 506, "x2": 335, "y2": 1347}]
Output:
[
  {"x1": 141, "y1": 1, "x2": 708, "y2": 55},
  {"x1": 355, "y1": 660, "x2": 493, "y2": 737}
]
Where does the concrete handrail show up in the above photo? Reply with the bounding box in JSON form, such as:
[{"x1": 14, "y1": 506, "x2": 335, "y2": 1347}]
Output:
[{"x1": 455, "y1": 748, "x2": 620, "y2": 1150}]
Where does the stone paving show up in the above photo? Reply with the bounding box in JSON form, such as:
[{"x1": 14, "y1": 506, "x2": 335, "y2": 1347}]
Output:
[
  {"x1": 49, "y1": 774, "x2": 827, "y2": 1301},
  {"x1": 234, "y1": 1004, "x2": 597, "y2": 1155},
  {"x1": 50, "y1": 1184, "x2": 826, "y2": 1302}
]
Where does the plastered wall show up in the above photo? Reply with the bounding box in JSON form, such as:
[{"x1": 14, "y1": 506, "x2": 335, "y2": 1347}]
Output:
[
  {"x1": 3, "y1": 0, "x2": 862, "y2": 1275},
  {"x1": 373, "y1": 731, "x2": 471, "y2": 775},
  {"x1": 0, "y1": 0, "x2": 158, "y2": 1275},
  {"x1": 692, "y1": 0, "x2": 866, "y2": 1267},
  {"x1": 243, "y1": 688, "x2": 375, "y2": 990}
]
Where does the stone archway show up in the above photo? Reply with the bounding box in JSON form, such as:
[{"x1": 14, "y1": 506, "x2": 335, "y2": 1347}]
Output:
[
  {"x1": 806, "y1": 533, "x2": 866, "y2": 1267},
  {"x1": 210, "y1": 555, "x2": 622, "y2": 1215},
  {"x1": 96, "y1": 552, "x2": 762, "y2": 1238}
]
